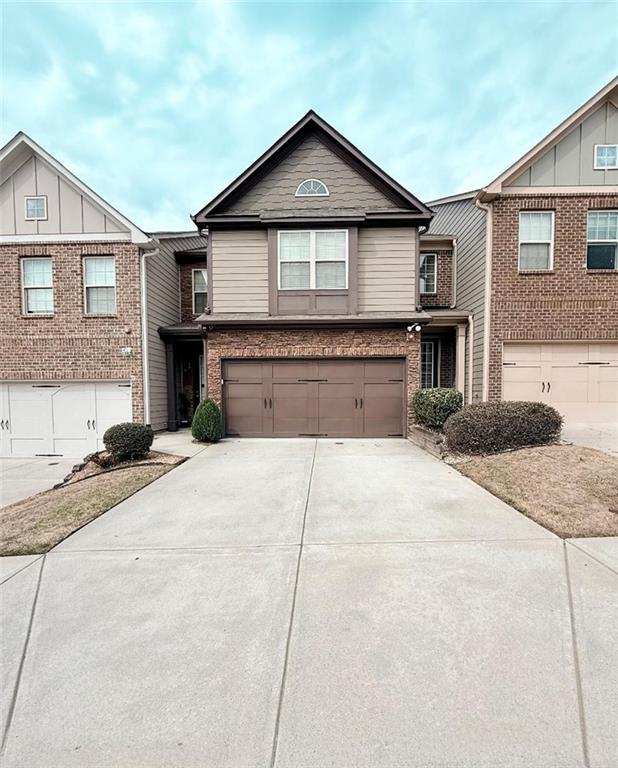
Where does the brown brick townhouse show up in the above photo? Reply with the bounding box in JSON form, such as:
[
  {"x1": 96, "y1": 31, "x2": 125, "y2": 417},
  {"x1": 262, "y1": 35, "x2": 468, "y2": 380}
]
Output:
[{"x1": 1, "y1": 77, "x2": 616, "y2": 455}]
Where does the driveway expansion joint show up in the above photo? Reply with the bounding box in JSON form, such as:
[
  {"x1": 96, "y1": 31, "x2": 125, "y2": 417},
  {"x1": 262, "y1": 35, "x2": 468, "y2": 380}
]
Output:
[
  {"x1": 0, "y1": 555, "x2": 44, "y2": 586},
  {"x1": 565, "y1": 539, "x2": 618, "y2": 575}
]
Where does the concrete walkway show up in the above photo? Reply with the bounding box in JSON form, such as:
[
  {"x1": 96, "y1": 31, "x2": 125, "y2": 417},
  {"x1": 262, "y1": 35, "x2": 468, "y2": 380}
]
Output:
[
  {"x1": 1, "y1": 439, "x2": 616, "y2": 767},
  {"x1": 0, "y1": 457, "x2": 75, "y2": 508}
]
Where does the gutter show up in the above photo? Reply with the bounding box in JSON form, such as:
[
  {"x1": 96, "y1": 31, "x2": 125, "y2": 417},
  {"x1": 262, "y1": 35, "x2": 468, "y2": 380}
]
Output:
[
  {"x1": 140, "y1": 246, "x2": 160, "y2": 425},
  {"x1": 474, "y1": 194, "x2": 492, "y2": 401}
]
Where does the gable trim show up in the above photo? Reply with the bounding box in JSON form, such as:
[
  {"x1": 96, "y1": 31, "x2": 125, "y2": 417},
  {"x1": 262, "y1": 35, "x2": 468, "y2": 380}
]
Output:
[
  {"x1": 478, "y1": 76, "x2": 618, "y2": 201},
  {"x1": 0, "y1": 132, "x2": 152, "y2": 244},
  {"x1": 193, "y1": 111, "x2": 433, "y2": 223}
]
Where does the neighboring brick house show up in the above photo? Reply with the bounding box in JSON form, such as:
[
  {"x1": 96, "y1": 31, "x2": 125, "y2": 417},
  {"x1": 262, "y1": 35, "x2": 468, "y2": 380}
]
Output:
[
  {"x1": 477, "y1": 77, "x2": 618, "y2": 429},
  {"x1": 0, "y1": 132, "x2": 156, "y2": 457}
]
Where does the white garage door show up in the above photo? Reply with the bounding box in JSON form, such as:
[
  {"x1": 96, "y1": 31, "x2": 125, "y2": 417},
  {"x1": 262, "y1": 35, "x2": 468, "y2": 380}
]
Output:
[
  {"x1": 0, "y1": 382, "x2": 132, "y2": 458},
  {"x1": 503, "y1": 343, "x2": 618, "y2": 425}
]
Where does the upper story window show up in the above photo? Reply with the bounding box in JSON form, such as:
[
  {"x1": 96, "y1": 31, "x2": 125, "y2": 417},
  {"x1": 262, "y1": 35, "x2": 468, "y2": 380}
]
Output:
[
  {"x1": 193, "y1": 269, "x2": 208, "y2": 313},
  {"x1": 594, "y1": 144, "x2": 618, "y2": 170},
  {"x1": 278, "y1": 230, "x2": 347, "y2": 290},
  {"x1": 420, "y1": 253, "x2": 437, "y2": 294},
  {"x1": 22, "y1": 257, "x2": 53, "y2": 314},
  {"x1": 518, "y1": 211, "x2": 554, "y2": 271},
  {"x1": 83, "y1": 256, "x2": 116, "y2": 315},
  {"x1": 295, "y1": 179, "x2": 329, "y2": 197},
  {"x1": 24, "y1": 196, "x2": 47, "y2": 221},
  {"x1": 587, "y1": 211, "x2": 617, "y2": 270}
]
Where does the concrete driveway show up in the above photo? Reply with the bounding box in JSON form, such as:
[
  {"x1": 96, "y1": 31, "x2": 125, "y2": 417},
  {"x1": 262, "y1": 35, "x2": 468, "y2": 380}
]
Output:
[
  {"x1": 1, "y1": 439, "x2": 616, "y2": 767},
  {"x1": 0, "y1": 457, "x2": 75, "y2": 508}
]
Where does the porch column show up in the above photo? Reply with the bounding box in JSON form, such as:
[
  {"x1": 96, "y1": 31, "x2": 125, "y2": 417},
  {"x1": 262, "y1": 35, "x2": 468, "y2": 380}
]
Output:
[
  {"x1": 456, "y1": 324, "x2": 466, "y2": 399},
  {"x1": 165, "y1": 341, "x2": 178, "y2": 432}
]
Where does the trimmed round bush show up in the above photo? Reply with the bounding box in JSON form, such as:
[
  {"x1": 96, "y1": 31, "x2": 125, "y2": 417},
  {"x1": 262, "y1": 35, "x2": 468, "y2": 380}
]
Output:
[
  {"x1": 191, "y1": 398, "x2": 223, "y2": 443},
  {"x1": 412, "y1": 387, "x2": 463, "y2": 428},
  {"x1": 103, "y1": 422, "x2": 154, "y2": 462},
  {"x1": 443, "y1": 401, "x2": 562, "y2": 455}
]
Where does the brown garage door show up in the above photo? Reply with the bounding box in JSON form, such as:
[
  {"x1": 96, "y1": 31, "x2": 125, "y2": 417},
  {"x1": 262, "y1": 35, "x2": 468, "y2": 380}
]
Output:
[{"x1": 223, "y1": 359, "x2": 405, "y2": 437}]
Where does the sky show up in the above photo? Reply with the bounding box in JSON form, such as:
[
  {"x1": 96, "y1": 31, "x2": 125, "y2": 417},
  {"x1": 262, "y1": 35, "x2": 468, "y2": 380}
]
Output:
[{"x1": 1, "y1": 1, "x2": 617, "y2": 231}]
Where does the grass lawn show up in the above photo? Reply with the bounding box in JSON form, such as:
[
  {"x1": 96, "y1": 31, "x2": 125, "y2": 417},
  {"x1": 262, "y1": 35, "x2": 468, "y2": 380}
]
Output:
[
  {"x1": 0, "y1": 465, "x2": 171, "y2": 556},
  {"x1": 457, "y1": 444, "x2": 618, "y2": 538}
]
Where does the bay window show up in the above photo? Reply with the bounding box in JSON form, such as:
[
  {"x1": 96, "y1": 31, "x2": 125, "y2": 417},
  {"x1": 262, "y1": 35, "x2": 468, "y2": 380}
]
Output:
[{"x1": 278, "y1": 230, "x2": 347, "y2": 290}]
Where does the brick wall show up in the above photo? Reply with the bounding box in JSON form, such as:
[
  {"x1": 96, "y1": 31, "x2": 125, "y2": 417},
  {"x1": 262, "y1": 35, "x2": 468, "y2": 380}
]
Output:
[
  {"x1": 180, "y1": 261, "x2": 208, "y2": 321},
  {"x1": 0, "y1": 241, "x2": 144, "y2": 421},
  {"x1": 488, "y1": 193, "x2": 618, "y2": 401},
  {"x1": 206, "y1": 327, "x2": 421, "y2": 433},
  {"x1": 420, "y1": 249, "x2": 453, "y2": 308}
]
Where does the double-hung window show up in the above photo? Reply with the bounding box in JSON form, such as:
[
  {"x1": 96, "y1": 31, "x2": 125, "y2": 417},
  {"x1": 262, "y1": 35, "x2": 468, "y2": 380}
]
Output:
[
  {"x1": 518, "y1": 211, "x2": 554, "y2": 271},
  {"x1": 84, "y1": 256, "x2": 116, "y2": 314},
  {"x1": 420, "y1": 253, "x2": 437, "y2": 293},
  {"x1": 587, "y1": 211, "x2": 617, "y2": 270},
  {"x1": 22, "y1": 258, "x2": 53, "y2": 314},
  {"x1": 192, "y1": 269, "x2": 208, "y2": 313},
  {"x1": 278, "y1": 230, "x2": 347, "y2": 290}
]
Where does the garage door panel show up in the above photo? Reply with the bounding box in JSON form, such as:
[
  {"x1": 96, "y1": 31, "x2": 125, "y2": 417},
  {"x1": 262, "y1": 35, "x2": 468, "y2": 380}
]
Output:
[
  {"x1": 363, "y1": 383, "x2": 404, "y2": 437},
  {"x1": 272, "y1": 361, "x2": 318, "y2": 380},
  {"x1": 503, "y1": 344, "x2": 542, "y2": 362},
  {"x1": 224, "y1": 361, "x2": 265, "y2": 381},
  {"x1": 317, "y1": 361, "x2": 357, "y2": 379},
  {"x1": 51, "y1": 385, "x2": 95, "y2": 456},
  {"x1": 317, "y1": 382, "x2": 357, "y2": 436},
  {"x1": 362, "y1": 360, "x2": 404, "y2": 379}
]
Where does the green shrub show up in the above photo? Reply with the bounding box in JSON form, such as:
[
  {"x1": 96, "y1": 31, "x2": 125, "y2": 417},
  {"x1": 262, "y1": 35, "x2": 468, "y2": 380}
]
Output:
[
  {"x1": 103, "y1": 422, "x2": 154, "y2": 462},
  {"x1": 412, "y1": 388, "x2": 463, "y2": 428},
  {"x1": 191, "y1": 398, "x2": 223, "y2": 443},
  {"x1": 444, "y1": 401, "x2": 562, "y2": 455}
]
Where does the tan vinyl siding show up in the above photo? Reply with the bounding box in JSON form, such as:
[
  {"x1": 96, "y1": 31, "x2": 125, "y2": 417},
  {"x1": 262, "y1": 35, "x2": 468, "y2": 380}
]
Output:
[
  {"x1": 507, "y1": 101, "x2": 618, "y2": 187},
  {"x1": 225, "y1": 134, "x2": 400, "y2": 215},
  {"x1": 0, "y1": 153, "x2": 130, "y2": 237},
  {"x1": 429, "y1": 199, "x2": 486, "y2": 402},
  {"x1": 211, "y1": 229, "x2": 268, "y2": 313},
  {"x1": 357, "y1": 227, "x2": 416, "y2": 312}
]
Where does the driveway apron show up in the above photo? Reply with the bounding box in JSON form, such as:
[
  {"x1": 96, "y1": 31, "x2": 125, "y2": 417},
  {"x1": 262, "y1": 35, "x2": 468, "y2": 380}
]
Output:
[{"x1": 1, "y1": 438, "x2": 615, "y2": 768}]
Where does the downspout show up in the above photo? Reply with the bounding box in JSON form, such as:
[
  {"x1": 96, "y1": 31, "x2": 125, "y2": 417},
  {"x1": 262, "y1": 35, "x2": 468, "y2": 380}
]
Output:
[
  {"x1": 140, "y1": 246, "x2": 159, "y2": 425},
  {"x1": 450, "y1": 236, "x2": 458, "y2": 308},
  {"x1": 475, "y1": 196, "x2": 492, "y2": 401},
  {"x1": 467, "y1": 313, "x2": 474, "y2": 404}
]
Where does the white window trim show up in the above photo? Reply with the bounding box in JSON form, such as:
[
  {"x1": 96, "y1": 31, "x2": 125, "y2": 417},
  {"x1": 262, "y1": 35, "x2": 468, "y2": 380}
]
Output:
[
  {"x1": 593, "y1": 144, "x2": 618, "y2": 170},
  {"x1": 420, "y1": 252, "x2": 438, "y2": 294},
  {"x1": 21, "y1": 257, "x2": 54, "y2": 315},
  {"x1": 277, "y1": 229, "x2": 348, "y2": 290},
  {"x1": 586, "y1": 210, "x2": 618, "y2": 270},
  {"x1": 192, "y1": 268, "x2": 208, "y2": 314},
  {"x1": 24, "y1": 195, "x2": 48, "y2": 221},
  {"x1": 83, "y1": 255, "x2": 117, "y2": 316},
  {"x1": 295, "y1": 179, "x2": 330, "y2": 197},
  {"x1": 518, "y1": 210, "x2": 554, "y2": 272},
  {"x1": 421, "y1": 340, "x2": 435, "y2": 388}
]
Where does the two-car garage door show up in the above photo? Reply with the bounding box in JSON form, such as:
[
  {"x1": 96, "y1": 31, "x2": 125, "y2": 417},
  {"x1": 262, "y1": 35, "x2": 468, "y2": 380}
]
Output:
[
  {"x1": 0, "y1": 381, "x2": 132, "y2": 458},
  {"x1": 223, "y1": 359, "x2": 405, "y2": 437},
  {"x1": 503, "y1": 342, "x2": 618, "y2": 425}
]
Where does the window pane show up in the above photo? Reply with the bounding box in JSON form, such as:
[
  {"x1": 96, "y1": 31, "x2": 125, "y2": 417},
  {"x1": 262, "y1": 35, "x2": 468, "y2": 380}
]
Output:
[
  {"x1": 596, "y1": 146, "x2": 617, "y2": 168},
  {"x1": 420, "y1": 254, "x2": 436, "y2": 293},
  {"x1": 421, "y1": 342, "x2": 434, "y2": 388},
  {"x1": 519, "y1": 243, "x2": 550, "y2": 270},
  {"x1": 26, "y1": 197, "x2": 46, "y2": 218},
  {"x1": 280, "y1": 262, "x2": 310, "y2": 289},
  {"x1": 86, "y1": 286, "x2": 116, "y2": 314},
  {"x1": 297, "y1": 179, "x2": 328, "y2": 196},
  {"x1": 520, "y1": 212, "x2": 552, "y2": 241},
  {"x1": 315, "y1": 231, "x2": 346, "y2": 260},
  {"x1": 194, "y1": 269, "x2": 207, "y2": 292},
  {"x1": 587, "y1": 244, "x2": 616, "y2": 270},
  {"x1": 587, "y1": 211, "x2": 618, "y2": 241},
  {"x1": 23, "y1": 258, "x2": 52, "y2": 287},
  {"x1": 316, "y1": 261, "x2": 346, "y2": 289},
  {"x1": 25, "y1": 288, "x2": 53, "y2": 314},
  {"x1": 194, "y1": 291, "x2": 208, "y2": 313},
  {"x1": 85, "y1": 257, "x2": 115, "y2": 286},
  {"x1": 279, "y1": 232, "x2": 310, "y2": 261}
]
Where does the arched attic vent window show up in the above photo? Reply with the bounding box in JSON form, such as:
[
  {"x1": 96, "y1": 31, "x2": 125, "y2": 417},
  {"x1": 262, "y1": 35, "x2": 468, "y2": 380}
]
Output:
[{"x1": 295, "y1": 179, "x2": 329, "y2": 197}]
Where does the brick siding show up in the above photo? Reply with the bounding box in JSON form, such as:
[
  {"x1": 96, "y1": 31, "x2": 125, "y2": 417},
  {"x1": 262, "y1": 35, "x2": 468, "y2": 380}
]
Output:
[
  {"x1": 488, "y1": 193, "x2": 618, "y2": 401},
  {"x1": 205, "y1": 327, "x2": 421, "y2": 433},
  {"x1": 180, "y1": 261, "x2": 208, "y2": 321},
  {"x1": 0, "y1": 241, "x2": 144, "y2": 422},
  {"x1": 420, "y1": 249, "x2": 453, "y2": 308}
]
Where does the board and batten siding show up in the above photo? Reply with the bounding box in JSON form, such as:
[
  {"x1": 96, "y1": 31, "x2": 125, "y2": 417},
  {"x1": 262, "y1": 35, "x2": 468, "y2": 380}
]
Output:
[
  {"x1": 211, "y1": 229, "x2": 269, "y2": 313},
  {"x1": 357, "y1": 227, "x2": 416, "y2": 313},
  {"x1": 0, "y1": 152, "x2": 129, "y2": 237},
  {"x1": 429, "y1": 198, "x2": 486, "y2": 403},
  {"x1": 507, "y1": 101, "x2": 618, "y2": 187}
]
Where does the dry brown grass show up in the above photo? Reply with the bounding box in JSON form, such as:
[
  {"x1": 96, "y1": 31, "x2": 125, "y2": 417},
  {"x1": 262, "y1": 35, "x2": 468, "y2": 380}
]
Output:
[
  {"x1": 457, "y1": 444, "x2": 618, "y2": 538},
  {"x1": 0, "y1": 465, "x2": 170, "y2": 556}
]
